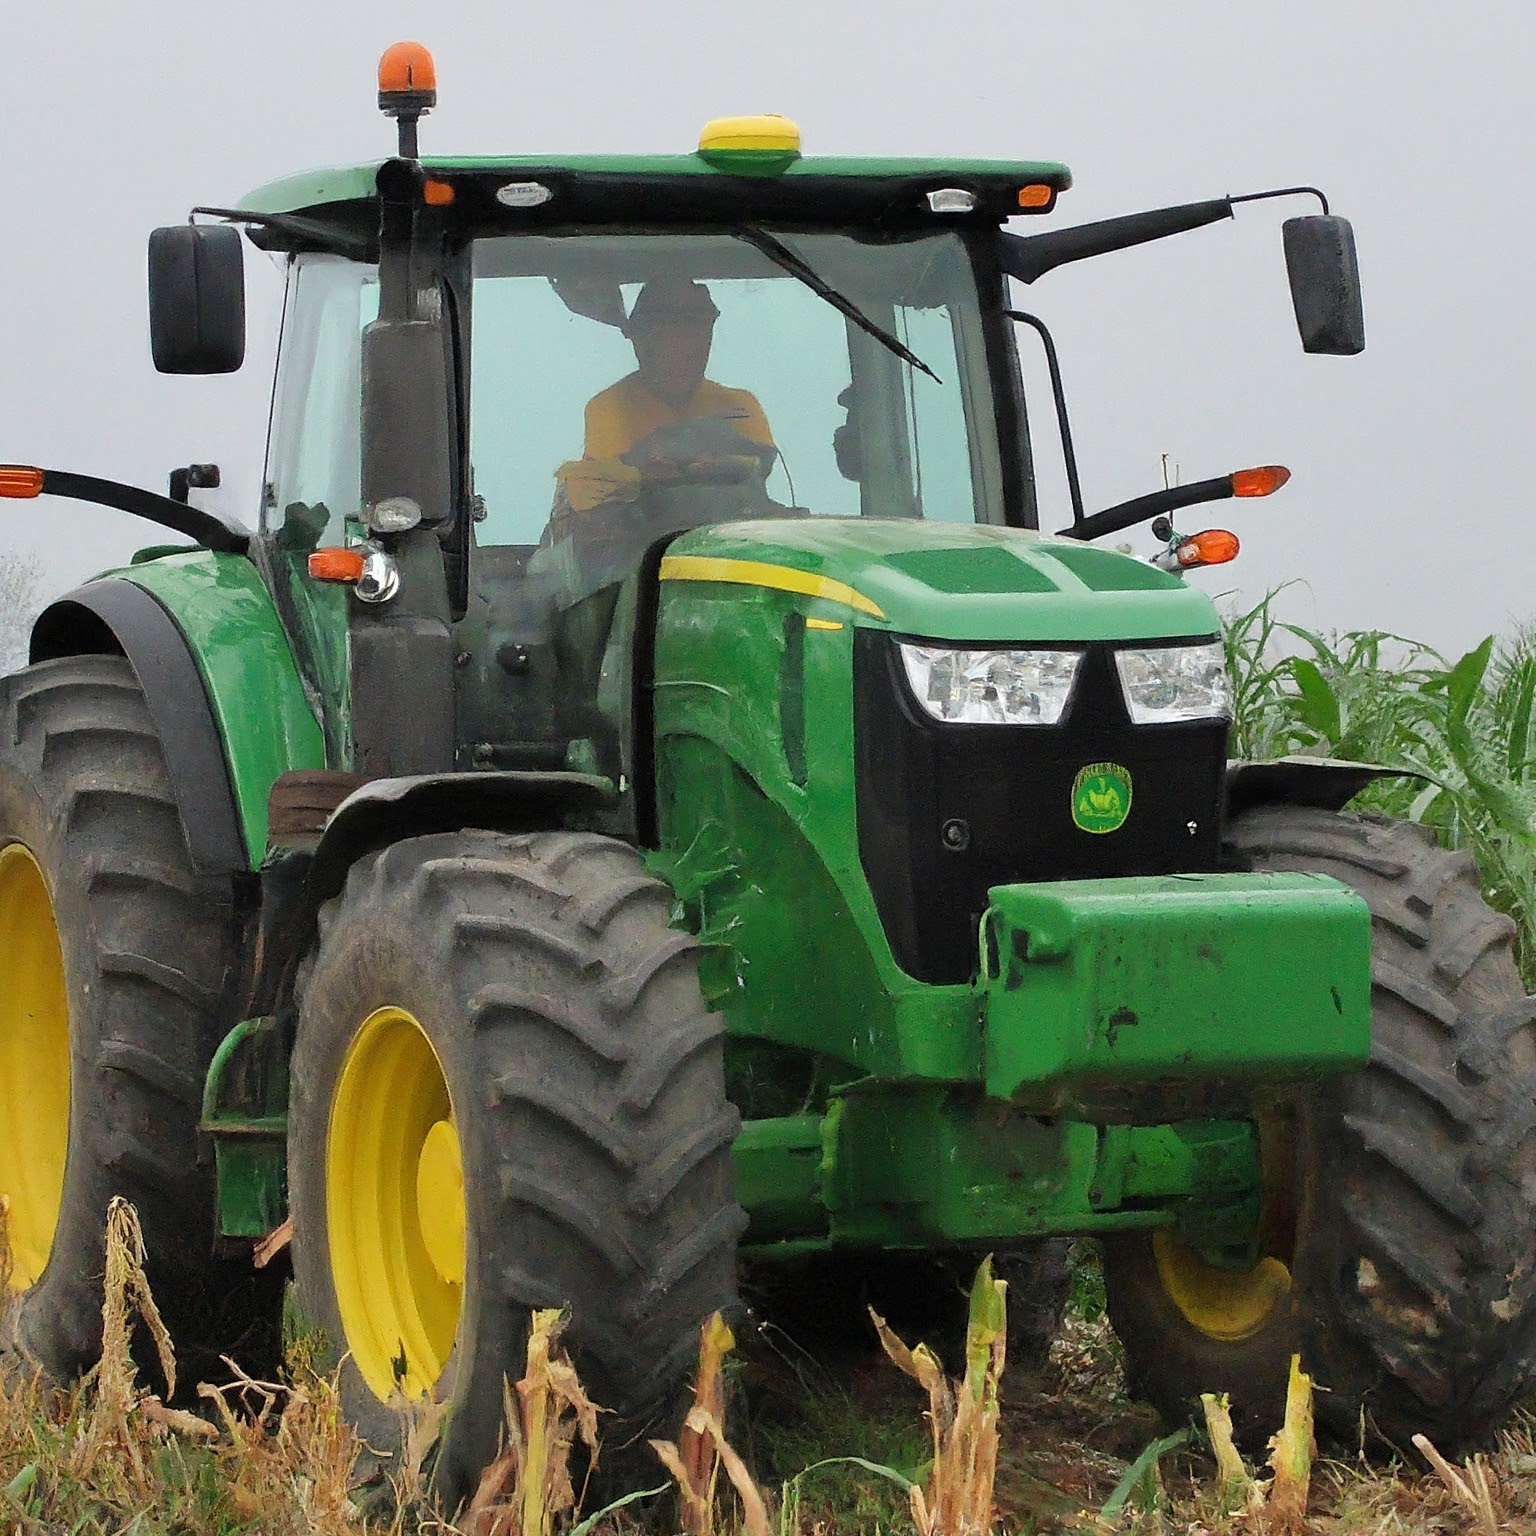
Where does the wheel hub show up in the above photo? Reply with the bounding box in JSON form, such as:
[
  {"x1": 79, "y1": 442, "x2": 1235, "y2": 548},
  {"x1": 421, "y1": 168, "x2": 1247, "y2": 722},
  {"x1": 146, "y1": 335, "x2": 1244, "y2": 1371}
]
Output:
[
  {"x1": 416, "y1": 1117, "x2": 465, "y2": 1288},
  {"x1": 1153, "y1": 1230, "x2": 1292, "y2": 1341},
  {"x1": 0, "y1": 844, "x2": 71, "y2": 1290},
  {"x1": 326, "y1": 1006, "x2": 464, "y2": 1400}
]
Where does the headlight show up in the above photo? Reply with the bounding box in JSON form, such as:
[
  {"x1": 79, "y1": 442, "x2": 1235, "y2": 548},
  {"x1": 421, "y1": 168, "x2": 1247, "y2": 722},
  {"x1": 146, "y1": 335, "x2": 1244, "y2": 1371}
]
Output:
[
  {"x1": 898, "y1": 643, "x2": 1082, "y2": 725},
  {"x1": 1114, "y1": 641, "x2": 1232, "y2": 724}
]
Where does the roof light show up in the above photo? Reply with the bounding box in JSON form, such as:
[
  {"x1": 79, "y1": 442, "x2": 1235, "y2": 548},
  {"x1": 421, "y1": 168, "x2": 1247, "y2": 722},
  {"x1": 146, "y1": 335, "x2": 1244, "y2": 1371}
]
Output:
[
  {"x1": 697, "y1": 114, "x2": 801, "y2": 173},
  {"x1": 1018, "y1": 183, "x2": 1054, "y2": 208},
  {"x1": 422, "y1": 179, "x2": 455, "y2": 206},
  {"x1": 365, "y1": 496, "x2": 423, "y2": 534},
  {"x1": 378, "y1": 40, "x2": 436, "y2": 97},
  {"x1": 927, "y1": 188, "x2": 978, "y2": 214},
  {"x1": 0, "y1": 465, "x2": 44, "y2": 498},
  {"x1": 495, "y1": 181, "x2": 553, "y2": 208},
  {"x1": 1231, "y1": 465, "x2": 1290, "y2": 497},
  {"x1": 378, "y1": 41, "x2": 437, "y2": 158}
]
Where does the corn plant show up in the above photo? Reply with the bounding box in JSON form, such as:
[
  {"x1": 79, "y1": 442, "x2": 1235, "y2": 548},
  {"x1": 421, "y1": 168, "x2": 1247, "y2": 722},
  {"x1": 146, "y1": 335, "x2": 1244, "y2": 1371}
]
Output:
[{"x1": 1224, "y1": 591, "x2": 1536, "y2": 984}]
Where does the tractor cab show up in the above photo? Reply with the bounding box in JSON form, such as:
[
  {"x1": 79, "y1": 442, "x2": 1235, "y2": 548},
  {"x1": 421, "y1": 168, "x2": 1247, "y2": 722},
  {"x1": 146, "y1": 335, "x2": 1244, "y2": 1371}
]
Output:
[
  {"x1": 223, "y1": 89, "x2": 1357, "y2": 807},
  {"x1": 238, "y1": 119, "x2": 1073, "y2": 792}
]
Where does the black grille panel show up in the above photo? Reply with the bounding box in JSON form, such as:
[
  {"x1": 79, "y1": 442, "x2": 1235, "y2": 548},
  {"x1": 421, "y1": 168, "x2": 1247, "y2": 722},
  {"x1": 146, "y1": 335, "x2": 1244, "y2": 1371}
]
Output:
[{"x1": 854, "y1": 631, "x2": 1228, "y2": 984}]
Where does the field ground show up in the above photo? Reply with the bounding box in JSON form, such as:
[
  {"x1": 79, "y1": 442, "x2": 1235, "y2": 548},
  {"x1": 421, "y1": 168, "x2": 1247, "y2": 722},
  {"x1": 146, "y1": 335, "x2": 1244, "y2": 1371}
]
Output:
[
  {"x1": 3, "y1": 1224, "x2": 1532, "y2": 1535},
  {"x1": 738, "y1": 1285, "x2": 1536, "y2": 1535}
]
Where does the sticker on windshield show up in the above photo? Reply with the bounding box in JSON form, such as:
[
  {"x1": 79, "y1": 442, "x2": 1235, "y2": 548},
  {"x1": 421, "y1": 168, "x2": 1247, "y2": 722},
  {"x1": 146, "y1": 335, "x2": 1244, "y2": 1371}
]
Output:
[{"x1": 1072, "y1": 762, "x2": 1133, "y2": 834}]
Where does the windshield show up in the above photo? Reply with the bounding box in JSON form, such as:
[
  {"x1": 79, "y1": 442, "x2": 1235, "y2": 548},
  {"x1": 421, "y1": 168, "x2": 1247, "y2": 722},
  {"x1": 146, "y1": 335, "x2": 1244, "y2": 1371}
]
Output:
[{"x1": 466, "y1": 230, "x2": 1004, "y2": 548}]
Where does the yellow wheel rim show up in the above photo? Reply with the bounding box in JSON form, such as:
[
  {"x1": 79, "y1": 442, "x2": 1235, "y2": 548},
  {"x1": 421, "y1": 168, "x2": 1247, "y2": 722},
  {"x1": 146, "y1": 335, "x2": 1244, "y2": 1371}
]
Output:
[
  {"x1": 327, "y1": 1006, "x2": 465, "y2": 1401},
  {"x1": 1152, "y1": 1233, "x2": 1292, "y2": 1341},
  {"x1": 0, "y1": 843, "x2": 71, "y2": 1290}
]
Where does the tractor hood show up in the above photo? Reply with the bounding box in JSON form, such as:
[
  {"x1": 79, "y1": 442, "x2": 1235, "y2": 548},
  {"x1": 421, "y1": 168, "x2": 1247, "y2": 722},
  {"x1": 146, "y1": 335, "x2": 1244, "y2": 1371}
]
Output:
[{"x1": 662, "y1": 518, "x2": 1221, "y2": 643}]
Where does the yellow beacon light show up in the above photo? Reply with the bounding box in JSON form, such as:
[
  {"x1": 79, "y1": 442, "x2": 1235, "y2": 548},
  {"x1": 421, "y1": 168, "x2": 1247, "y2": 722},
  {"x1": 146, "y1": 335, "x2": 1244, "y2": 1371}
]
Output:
[{"x1": 697, "y1": 114, "x2": 802, "y2": 173}]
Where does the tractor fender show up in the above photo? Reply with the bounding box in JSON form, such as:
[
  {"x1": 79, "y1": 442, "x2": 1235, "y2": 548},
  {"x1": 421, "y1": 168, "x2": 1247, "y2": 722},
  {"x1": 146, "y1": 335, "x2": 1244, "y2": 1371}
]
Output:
[
  {"x1": 30, "y1": 554, "x2": 326, "y2": 872},
  {"x1": 306, "y1": 770, "x2": 619, "y2": 906},
  {"x1": 29, "y1": 580, "x2": 247, "y2": 877},
  {"x1": 1223, "y1": 755, "x2": 1416, "y2": 821}
]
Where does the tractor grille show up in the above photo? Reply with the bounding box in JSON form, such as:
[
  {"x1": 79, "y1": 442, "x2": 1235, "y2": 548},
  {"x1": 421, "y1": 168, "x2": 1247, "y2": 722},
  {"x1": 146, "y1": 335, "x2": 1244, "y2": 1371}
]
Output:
[{"x1": 853, "y1": 631, "x2": 1229, "y2": 984}]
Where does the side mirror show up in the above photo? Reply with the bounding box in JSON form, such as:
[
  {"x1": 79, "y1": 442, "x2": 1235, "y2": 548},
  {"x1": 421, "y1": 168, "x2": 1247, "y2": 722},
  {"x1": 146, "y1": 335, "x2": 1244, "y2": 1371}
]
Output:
[
  {"x1": 1283, "y1": 215, "x2": 1365, "y2": 355},
  {"x1": 147, "y1": 225, "x2": 246, "y2": 374}
]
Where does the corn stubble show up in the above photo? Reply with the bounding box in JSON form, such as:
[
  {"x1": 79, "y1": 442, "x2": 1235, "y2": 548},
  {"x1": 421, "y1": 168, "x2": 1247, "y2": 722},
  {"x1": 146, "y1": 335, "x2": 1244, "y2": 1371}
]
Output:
[
  {"x1": 869, "y1": 1254, "x2": 1008, "y2": 1536},
  {"x1": 0, "y1": 1206, "x2": 1530, "y2": 1534}
]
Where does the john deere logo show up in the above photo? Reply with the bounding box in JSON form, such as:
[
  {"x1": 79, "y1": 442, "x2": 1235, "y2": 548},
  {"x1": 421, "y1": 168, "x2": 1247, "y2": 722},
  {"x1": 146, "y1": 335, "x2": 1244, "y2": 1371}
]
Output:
[{"x1": 1072, "y1": 762, "x2": 1133, "y2": 834}]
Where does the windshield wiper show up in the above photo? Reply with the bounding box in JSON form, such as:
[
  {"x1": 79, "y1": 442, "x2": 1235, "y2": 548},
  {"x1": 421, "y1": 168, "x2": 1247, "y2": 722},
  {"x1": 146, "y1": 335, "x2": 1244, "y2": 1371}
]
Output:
[{"x1": 734, "y1": 227, "x2": 940, "y2": 384}]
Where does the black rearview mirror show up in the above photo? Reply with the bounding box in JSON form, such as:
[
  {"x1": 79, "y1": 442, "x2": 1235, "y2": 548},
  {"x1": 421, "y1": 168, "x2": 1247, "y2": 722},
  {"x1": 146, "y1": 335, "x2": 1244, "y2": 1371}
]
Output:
[
  {"x1": 148, "y1": 225, "x2": 246, "y2": 374},
  {"x1": 1283, "y1": 215, "x2": 1365, "y2": 355}
]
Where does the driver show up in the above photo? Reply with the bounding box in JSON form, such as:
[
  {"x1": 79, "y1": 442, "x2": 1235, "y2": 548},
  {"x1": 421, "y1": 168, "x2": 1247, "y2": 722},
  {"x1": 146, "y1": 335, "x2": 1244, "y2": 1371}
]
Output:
[{"x1": 554, "y1": 278, "x2": 774, "y2": 514}]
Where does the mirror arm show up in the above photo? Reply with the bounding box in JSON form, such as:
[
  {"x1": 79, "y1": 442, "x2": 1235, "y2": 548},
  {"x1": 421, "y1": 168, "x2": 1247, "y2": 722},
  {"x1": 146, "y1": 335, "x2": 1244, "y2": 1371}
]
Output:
[
  {"x1": 1006, "y1": 310, "x2": 1084, "y2": 526},
  {"x1": 1058, "y1": 475, "x2": 1232, "y2": 542},
  {"x1": 1002, "y1": 186, "x2": 1335, "y2": 284},
  {"x1": 27, "y1": 469, "x2": 251, "y2": 555},
  {"x1": 1230, "y1": 185, "x2": 1329, "y2": 215}
]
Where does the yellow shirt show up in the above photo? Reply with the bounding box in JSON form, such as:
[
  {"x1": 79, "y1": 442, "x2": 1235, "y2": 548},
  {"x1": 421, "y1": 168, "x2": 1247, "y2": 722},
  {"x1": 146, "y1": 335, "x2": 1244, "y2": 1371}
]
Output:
[{"x1": 584, "y1": 374, "x2": 774, "y2": 460}]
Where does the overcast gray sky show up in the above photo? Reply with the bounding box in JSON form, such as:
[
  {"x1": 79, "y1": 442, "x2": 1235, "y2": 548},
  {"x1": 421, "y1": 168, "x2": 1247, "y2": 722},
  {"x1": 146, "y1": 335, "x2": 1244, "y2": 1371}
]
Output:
[{"x1": 3, "y1": 1, "x2": 1531, "y2": 656}]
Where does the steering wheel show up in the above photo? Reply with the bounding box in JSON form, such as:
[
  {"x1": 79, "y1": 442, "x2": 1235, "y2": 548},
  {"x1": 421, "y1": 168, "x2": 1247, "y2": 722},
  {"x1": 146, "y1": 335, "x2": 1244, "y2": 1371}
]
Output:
[{"x1": 621, "y1": 418, "x2": 779, "y2": 485}]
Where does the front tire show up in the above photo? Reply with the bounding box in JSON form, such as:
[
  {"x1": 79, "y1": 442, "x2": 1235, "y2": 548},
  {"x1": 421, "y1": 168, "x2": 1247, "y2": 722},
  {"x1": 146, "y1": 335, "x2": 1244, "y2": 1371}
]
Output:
[
  {"x1": 289, "y1": 830, "x2": 744, "y2": 1512},
  {"x1": 1103, "y1": 807, "x2": 1536, "y2": 1453}
]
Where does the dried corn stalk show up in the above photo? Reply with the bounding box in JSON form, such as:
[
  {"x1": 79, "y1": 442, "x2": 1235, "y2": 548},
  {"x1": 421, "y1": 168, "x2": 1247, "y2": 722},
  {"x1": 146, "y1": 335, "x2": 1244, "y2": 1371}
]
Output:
[
  {"x1": 1263, "y1": 1353, "x2": 1315, "y2": 1534},
  {"x1": 70, "y1": 1198, "x2": 177, "y2": 1491},
  {"x1": 871, "y1": 1253, "x2": 1007, "y2": 1536},
  {"x1": 1199, "y1": 1392, "x2": 1257, "y2": 1513},
  {"x1": 651, "y1": 1311, "x2": 770, "y2": 1536},
  {"x1": 464, "y1": 1306, "x2": 602, "y2": 1536},
  {"x1": 1413, "y1": 1433, "x2": 1501, "y2": 1536}
]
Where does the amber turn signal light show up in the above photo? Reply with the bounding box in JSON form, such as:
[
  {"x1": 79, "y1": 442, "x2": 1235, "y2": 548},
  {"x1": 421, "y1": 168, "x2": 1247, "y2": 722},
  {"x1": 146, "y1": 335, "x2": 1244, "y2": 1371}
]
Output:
[
  {"x1": 308, "y1": 547, "x2": 367, "y2": 583},
  {"x1": 1230, "y1": 465, "x2": 1290, "y2": 498},
  {"x1": 1017, "y1": 184, "x2": 1054, "y2": 208},
  {"x1": 1175, "y1": 529, "x2": 1241, "y2": 569},
  {"x1": 423, "y1": 179, "x2": 455, "y2": 206},
  {"x1": 0, "y1": 465, "x2": 44, "y2": 498},
  {"x1": 378, "y1": 40, "x2": 436, "y2": 96}
]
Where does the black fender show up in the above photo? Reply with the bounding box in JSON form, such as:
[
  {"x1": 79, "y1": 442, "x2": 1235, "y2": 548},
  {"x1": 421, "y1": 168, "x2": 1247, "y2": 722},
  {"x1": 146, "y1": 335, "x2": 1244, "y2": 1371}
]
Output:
[
  {"x1": 306, "y1": 770, "x2": 619, "y2": 907},
  {"x1": 1224, "y1": 755, "x2": 1417, "y2": 822},
  {"x1": 29, "y1": 582, "x2": 246, "y2": 877}
]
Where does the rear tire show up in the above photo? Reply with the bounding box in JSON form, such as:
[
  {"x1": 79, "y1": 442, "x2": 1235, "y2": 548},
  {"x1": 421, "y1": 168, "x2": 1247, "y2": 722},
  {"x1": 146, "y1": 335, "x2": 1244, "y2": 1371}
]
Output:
[
  {"x1": 288, "y1": 830, "x2": 744, "y2": 1513},
  {"x1": 0, "y1": 655, "x2": 249, "y2": 1384},
  {"x1": 1103, "y1": 807, "x2": 1536, "y2": 1453}
]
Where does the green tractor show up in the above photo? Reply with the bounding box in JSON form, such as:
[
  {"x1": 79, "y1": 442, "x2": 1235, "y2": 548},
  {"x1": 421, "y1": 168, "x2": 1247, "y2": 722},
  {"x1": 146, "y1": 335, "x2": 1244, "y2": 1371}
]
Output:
[{"x1": 4, "y1": 40, "x2": 1534, "y2": 1505}]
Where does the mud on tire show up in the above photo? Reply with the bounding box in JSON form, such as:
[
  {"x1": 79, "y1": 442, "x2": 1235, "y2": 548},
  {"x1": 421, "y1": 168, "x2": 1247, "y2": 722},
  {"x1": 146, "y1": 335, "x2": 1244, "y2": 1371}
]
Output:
[
  {"x1": 288, "y1": 829, "x2": 745, "y2": 1513},
  {"x1": 1104, "y1": 806, "x2": 1536, "y2": 1454}
]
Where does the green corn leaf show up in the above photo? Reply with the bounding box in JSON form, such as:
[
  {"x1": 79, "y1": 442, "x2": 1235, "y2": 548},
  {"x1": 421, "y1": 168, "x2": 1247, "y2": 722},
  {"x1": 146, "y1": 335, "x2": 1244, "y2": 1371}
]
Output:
[
  {"x1": 1504, "y1": 661, "x2": 1536, "y2": 782},
  {"x1": 789, "y1": 1455, "x2": 917, "y2": 1493},
  {"x1": 1286, "y1": 657, "x2": 1342, "y2": 744},
  {"x1": 3, "y1": 1463, "x2": 36, "y2": 1503},
  {"x1": 1099, "y1": 1429, "x2": 1189, "y2": 1520},
  {"x1": 1447, "y1": 635, "x2": 1495, "y2": 724},
  {"x1": 568, "y1": 1483, "x2": 670, "y2": 1536}
]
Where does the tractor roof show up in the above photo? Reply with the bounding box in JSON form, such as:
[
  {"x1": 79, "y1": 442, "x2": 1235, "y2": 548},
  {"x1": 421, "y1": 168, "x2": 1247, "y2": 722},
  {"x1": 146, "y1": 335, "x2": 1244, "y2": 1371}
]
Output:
[{"x1": 237, "y1": 154, "x2": 1073, "y2": 254}]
